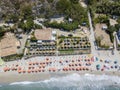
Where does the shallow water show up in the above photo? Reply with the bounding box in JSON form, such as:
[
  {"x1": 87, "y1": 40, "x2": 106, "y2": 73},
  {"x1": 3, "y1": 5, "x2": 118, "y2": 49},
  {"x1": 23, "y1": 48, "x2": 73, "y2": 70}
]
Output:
[{"x1": 0, "y1": 73, "x2": 120, "y2": 90}]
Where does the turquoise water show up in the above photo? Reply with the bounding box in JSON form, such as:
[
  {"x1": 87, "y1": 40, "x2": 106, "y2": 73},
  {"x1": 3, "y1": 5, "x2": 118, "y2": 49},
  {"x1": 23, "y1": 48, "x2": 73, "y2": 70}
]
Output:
[{"x1": 0, "y1": 73, "x2": 120, "y2": 90}]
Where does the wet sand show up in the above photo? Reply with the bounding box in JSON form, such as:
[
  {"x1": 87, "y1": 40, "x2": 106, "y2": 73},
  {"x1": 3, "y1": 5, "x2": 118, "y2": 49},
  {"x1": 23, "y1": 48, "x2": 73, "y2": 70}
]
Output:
[{"x1": 0, "y1": 71, "x2": 120, "y2": 84}]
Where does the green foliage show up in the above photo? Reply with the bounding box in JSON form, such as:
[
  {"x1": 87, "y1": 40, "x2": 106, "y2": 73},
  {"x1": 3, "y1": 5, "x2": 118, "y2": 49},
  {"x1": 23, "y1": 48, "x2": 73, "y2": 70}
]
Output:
[
  {"x1": 70, "y1": 0, "x2": 79, "y2": 4},
  {"x1": 96, "y1": 36, "x2": 101, "y2": 47},
  {"x1": 117, "y1": 17, "x2": 120, "y2": 24},
  {"x1": 95, "y1": 0, "x2": 120, "y2": 15},
  {"x1": 21, "y1": 5, "x2": 33, "y2": 20},
  {"x1": 107, "y1": 25, "x2": 117, "y2": 33},
  {"x1": 44, "y1": 21, "x2": 78, "y2": 31},
  {"x1": 46, "y1": 0, "x2": 54, "y2": 3},
  {"x1": 115, "y1": 24, "x2": 120, "y2": 31},
  {"x1": 0, "y1": 27, "x2": 7, "y2": 39},
  {"x1": 6, "y1": 14, "x2": 19, "y2": 23},
  {"x1": 87, "y1": 0, "x2": 98, "y2": 5},
  {"x1": 94, "y1": 15, "x2": 109, "y2": 25},
  {"x1": 56, "y1": 0, "x2": 88, "y2": 25},
  {"x1": 56, "y1": 0, "x2": 71, "y2": 14},
  {"x1": 34, "y1": 24, "x2": 42, "y2": 29},
  {"x1": 18, "y1": 19, "x2": 34, "y2": 32}
]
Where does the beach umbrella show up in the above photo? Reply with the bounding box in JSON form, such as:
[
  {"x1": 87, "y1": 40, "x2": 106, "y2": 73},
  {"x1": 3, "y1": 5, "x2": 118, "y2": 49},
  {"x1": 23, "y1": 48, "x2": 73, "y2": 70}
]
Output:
[
  {"x1": 114, "y1": 61, "x2": 117, "y2": 64},
  {"x1": 75, "y1": 64, "x2": 78, "y2": 66},
  {"x1": 69, "y1": 68, "x2": 71, "y2": 71},
  {"x1": 66, "y1": 60, "x2": 68, "y2": 63},
  {"x1": 100, "y1": 59, "x2": 103, "y2": 62},
  {"x1": 38, "y1": 69, "x2": 41, "y2": 72},
  {"x1": 42, "y1": 69, "x2": 45, "y2": 72},
  {"x1": 28, "y1": 67, "x2": 31, "y2": 69},
  {"x1": 3, "y1": 67, "x2": 7, "y2": 72},
  {"x1": 36, "y1": 62, "x2": 39, "y2": 65},
  {"x1": 27, "y1": 69, "x2": 31, "y2": 73},
  {"x1": 46, "y1": 58, "x2": 49, "y2": 60},
  {"x1": 83, "y1": 67, "x2": 85, "y2": 71},
  {"x1": 79, "y1": 63, "x2": 81, "y2": 66},
  {"x1": 69, "y1": 64, "x2": 71, "y2": 67},
  {"x1": 76, "y1": 68, "x2": 79, "y2": 71},
  {"x1": 111, "y1": 66, "x2": 113, "y2": 68},
  {"x1": 32, "y1": 70, "x2": 34, "y2": 73},
  {"x1": 29, "y1": 62, "x2": 32, "y2": 65},
  {"x1": 18, "y1": 70, "x2": 21, "y2": 73},
  {"x1": 39, "y1": 66, "x2": 41, "y2": 68},
  {"x1": 33, "y1": 62, "x2": 35, "y2": 65},
  {"x1": 86, "y1": 68, "x2": 89, "y2": 71},
  {"x1": 35, "y1": 69, "x2": 38, "y2": 73},
  {"x1": 78, "y1": 59, "x2": 80, "y2": 62},
  {"x1": 11, "y1": 67, "x2": 15, "y2": 71},
  {"x1": 7, "y1": 67, "x2": 10, "y2": 71},
  {"x1": 15, "y1": 64, "x2": 19, "y2": 67},
  {"x1": 23, "y1": 70, "x2": 26, "y2": 73},
  {"x1": 18, "y1": 67, "x2": 22, "y2": 70},
  {"x1": 115, "y1": 65, "x2": 118, "y2": 69},
  {"x1": 72, "y1": 68, "x2": 75, "y2": 71}
]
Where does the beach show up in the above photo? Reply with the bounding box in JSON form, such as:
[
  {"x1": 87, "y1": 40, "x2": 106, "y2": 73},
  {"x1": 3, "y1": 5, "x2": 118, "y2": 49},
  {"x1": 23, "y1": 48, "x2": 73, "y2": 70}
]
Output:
[
  {"x1": 0, "y1": 55, "x2": 120, "y2": 84},
  {"x1": 0, "y1": 54, "x2": 120, "y2": 84}
]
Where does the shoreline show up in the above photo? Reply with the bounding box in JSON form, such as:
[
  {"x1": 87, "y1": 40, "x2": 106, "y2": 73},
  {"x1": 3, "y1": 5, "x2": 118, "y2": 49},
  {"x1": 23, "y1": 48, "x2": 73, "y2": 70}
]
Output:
[{"x1": 0, "y1": 71, "x2": 120, "y2": 84}]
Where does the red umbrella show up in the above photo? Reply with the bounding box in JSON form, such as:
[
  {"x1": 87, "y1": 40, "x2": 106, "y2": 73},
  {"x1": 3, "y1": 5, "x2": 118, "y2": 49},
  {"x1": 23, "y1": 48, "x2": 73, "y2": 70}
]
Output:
[
  {"x1": 36, "y1": 62, "x2": 39, "y2": 65},
  {"x1": 18, "y1": 67, "x2": 22, "y2": 70},
  {"x1": 29, "y1": 62, "x2": 32, "y2": 65},
  {"x1": 3, "y1": 67, "x2": 7, "y2": 72},
  {"x1": 27, "y1": 69, "x2": 31, "y2": 73},
  {"x1": 18, "y1": 70, "x2": 21, "y2": 73}
]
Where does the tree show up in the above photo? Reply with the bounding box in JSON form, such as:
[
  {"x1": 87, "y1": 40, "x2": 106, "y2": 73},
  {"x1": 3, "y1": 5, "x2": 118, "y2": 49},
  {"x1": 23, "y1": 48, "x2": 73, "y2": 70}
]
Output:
[
  {"x1": 70, "y1": 0, "x2": 79, "y2": 4},
  {"x1": 20, "y1": 4, "x2": 33, "y2": 20},
  {"x1": 25, "y1": 19, "x2": 34, "y2": 31},
  {"x1": 108, "y1": 25, "x2": 117, "y2": 33},
  {"x1": 56, "y1": 0, "x2": 71, "y2": 14}
]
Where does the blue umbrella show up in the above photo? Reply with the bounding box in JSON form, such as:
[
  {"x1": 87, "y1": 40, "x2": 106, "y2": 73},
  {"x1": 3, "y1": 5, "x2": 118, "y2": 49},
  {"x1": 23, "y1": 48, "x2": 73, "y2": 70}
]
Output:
[{"x1": 114, "y1": 61, "x2": 117, "y2": 64}]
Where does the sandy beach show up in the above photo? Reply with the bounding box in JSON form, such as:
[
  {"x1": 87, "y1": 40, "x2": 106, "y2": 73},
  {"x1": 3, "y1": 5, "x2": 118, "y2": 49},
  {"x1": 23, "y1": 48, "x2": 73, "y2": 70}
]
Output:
[{"x1": 0, "y1": 55, "x2": 120, "y2": 84}]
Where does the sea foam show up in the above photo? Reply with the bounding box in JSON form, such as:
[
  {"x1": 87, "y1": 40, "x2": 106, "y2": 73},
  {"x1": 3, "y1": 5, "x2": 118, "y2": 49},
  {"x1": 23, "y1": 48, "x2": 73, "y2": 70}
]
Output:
[{"x1": 10, "y1": 81, "x2": 34, "y2": 85}]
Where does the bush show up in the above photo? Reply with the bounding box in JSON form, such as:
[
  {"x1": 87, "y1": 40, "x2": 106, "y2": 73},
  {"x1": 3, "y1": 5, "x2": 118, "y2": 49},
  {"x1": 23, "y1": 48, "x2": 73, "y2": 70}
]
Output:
[
  {"x1": 34, "y1": 24, "x2": 42, "y2": 29},
  {"x1": 44, "y1": 21, "x2": 78, "y2": 31}
]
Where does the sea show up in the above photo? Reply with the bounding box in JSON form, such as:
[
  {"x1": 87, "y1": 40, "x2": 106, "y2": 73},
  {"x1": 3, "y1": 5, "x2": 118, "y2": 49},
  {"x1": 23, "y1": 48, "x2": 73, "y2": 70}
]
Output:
[{"x1": 0, "y1": 73, "x2": 120, "y2": 90}]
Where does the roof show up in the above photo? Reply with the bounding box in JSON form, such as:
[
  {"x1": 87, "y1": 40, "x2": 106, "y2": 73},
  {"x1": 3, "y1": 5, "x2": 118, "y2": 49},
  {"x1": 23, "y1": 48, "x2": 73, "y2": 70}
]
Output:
[
  {"x1": 0, "y1": 33, "x2": 20, "y2": 57},
  {"x1": 34, "y1": 28, "x2": 52, "y2": 40}
]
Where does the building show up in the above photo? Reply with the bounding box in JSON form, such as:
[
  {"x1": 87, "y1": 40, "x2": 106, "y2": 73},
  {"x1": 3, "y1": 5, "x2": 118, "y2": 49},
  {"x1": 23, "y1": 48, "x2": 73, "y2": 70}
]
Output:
[
  {"x1": 102, "y1": 25, "x2": 108, "y2": 30},
  {"x1": 26, "y1": 28, "x2": 57, "y2": 56}
]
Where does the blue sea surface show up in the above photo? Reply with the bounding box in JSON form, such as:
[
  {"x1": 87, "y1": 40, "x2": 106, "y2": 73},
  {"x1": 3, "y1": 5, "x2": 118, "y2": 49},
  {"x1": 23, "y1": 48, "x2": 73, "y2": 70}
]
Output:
[{"x1": 0, "y1": 73, "x2": 120, "y2": 90}]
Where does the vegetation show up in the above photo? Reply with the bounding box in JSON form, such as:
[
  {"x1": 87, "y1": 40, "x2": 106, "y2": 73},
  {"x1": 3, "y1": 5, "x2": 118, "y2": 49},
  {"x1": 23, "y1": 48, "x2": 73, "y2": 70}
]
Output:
[
  {"x1": 44, "y1": 21, "x2": 78, "y2": 31},
  {"x1": 34, "y1": 24, "x2": 42, "y2": 29},
  {"x1": 18, "y1": 19, "x2": 34, "y2": 32},
  {"x1": 56, "y1": 0, "x2": 88, "y2": 25},
  {"x1": 94, "y1": 15, "x2": 109, "y2": 25}
]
